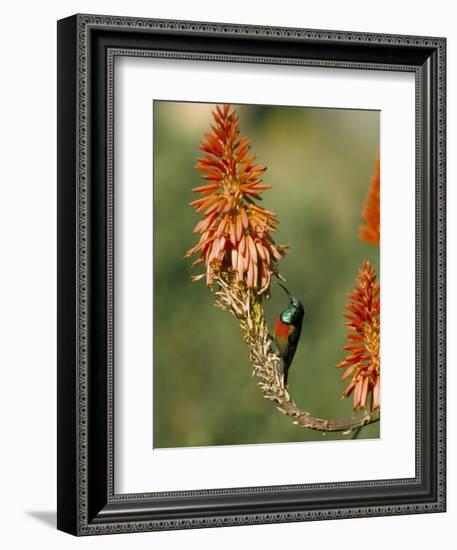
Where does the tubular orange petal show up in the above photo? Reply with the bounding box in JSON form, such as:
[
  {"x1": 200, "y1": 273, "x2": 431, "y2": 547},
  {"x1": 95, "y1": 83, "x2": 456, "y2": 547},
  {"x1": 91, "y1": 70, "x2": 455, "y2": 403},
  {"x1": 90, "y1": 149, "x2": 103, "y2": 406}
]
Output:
[
  {"x1": 236, "y1": 215, "x2": 243, "y2": 242},
  {"x1": 231, "y1": 248, "x2": 238, "y2": 270},
  {"x1": 240, "y1": 207, "x2": 249, "y2": 229},
  {"x1": 247, "y1": 235, "x2": 258, "y2": 265}
]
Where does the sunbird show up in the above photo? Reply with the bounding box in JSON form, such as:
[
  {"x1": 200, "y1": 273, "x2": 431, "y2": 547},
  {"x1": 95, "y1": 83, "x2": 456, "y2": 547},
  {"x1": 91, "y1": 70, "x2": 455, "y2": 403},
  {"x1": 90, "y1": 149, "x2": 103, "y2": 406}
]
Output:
[{"x1": 274, "y1": 283, "x2": 305, "y2": 387}]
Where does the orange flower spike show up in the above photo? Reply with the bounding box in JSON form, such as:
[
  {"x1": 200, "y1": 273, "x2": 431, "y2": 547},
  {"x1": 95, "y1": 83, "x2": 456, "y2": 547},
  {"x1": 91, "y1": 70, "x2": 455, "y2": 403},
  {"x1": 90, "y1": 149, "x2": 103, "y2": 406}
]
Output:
[
  {"x1": 360, "y1": 152, "x2": 380, "y2": 245},
  {"x1": 337, "y1": 261, "x2": 380, "y2": 412},
  {"x1": 185, "y1": 104, "x2": 285, "y2": 290}
]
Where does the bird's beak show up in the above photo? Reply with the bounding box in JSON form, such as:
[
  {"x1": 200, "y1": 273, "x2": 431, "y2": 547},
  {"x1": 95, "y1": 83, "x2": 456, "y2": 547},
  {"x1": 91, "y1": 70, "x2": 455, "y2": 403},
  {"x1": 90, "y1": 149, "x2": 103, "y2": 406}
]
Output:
[{"x1": 277, "y1": 282, "x2": 292, "y2": 301}]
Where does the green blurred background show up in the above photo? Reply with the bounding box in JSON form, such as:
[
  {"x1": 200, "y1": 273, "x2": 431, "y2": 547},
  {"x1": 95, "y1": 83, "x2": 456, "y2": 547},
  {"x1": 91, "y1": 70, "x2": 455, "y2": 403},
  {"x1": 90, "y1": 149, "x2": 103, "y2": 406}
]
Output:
[{"x1": 153, "y1": 101, "x2": 380, "y2": 448}]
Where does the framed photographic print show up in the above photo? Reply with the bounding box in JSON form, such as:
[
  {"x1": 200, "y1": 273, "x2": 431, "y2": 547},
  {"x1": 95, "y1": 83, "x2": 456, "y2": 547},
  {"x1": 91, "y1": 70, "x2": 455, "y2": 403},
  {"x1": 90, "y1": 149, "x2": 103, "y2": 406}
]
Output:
[{"x1": 57, "y1": 14, "x2": 446, "y2": 535}]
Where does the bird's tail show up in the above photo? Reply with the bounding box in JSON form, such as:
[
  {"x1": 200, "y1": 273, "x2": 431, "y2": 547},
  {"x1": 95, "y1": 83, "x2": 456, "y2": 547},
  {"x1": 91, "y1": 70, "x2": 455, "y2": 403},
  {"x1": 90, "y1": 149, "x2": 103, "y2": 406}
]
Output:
[{"x1": 283, "y1": 363, "x2": 289, "y2": 387}]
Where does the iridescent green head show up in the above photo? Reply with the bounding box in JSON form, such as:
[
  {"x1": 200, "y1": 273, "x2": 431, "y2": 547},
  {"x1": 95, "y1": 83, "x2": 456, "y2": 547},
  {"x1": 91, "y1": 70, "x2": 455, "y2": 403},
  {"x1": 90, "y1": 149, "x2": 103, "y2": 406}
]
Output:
[{"x1": 278, "y1": 283, "x2": 305, "y2": 325}]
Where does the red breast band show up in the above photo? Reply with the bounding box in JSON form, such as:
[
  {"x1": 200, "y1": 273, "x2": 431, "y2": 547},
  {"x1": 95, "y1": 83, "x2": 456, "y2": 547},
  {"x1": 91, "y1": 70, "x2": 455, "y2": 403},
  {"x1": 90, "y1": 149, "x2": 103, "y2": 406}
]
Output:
[{"x1": 275, "y1": 317, "x2": 292, "y2": 340}]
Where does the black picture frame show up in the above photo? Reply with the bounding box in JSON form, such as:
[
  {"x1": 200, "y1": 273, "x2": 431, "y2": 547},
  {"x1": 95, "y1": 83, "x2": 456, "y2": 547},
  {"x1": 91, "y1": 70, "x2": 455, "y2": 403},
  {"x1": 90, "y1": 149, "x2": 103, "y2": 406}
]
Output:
[{"x1": 57, "y1": 13, "x2": 446, "y2": 536}]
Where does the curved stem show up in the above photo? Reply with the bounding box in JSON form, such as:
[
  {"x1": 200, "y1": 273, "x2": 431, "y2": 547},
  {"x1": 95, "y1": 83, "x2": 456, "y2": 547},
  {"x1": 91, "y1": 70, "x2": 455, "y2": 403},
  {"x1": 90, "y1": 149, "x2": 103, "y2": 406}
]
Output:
[
  {"x1": 213, "y1": 273, "x2": 380, "y2": 435},
  {"x1": 277, "y1": 401, "x2": 379, "y2": 433}
]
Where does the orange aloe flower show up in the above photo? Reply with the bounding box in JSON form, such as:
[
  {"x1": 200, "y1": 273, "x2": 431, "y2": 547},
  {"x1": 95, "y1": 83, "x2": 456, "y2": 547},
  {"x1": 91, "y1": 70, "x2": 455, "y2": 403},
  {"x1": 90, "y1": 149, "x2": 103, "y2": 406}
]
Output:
[
  {"x1": 360, "y1": 152, "x2": 380, "y2": 245},
  {"x1": 337, "y1": 261, "x2": 380, "y2": 412},
  {"x1": 185, "y1": 104, "x2": 285, "y2": 290}
]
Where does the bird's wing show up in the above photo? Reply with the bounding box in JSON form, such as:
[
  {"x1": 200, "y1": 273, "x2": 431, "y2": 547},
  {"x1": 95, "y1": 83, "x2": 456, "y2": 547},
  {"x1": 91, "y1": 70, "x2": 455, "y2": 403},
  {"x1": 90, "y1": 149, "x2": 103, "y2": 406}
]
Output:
[{"x1": 286, "y1": 325, "x2": 300, "y2": 365}]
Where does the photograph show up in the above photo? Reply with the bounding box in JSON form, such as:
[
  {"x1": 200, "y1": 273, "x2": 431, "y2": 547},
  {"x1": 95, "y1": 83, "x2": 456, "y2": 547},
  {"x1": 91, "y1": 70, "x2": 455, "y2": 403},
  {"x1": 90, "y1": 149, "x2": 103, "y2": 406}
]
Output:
[{"x1": 153, "y1": 101, "x2": 381, "y2": 448}]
